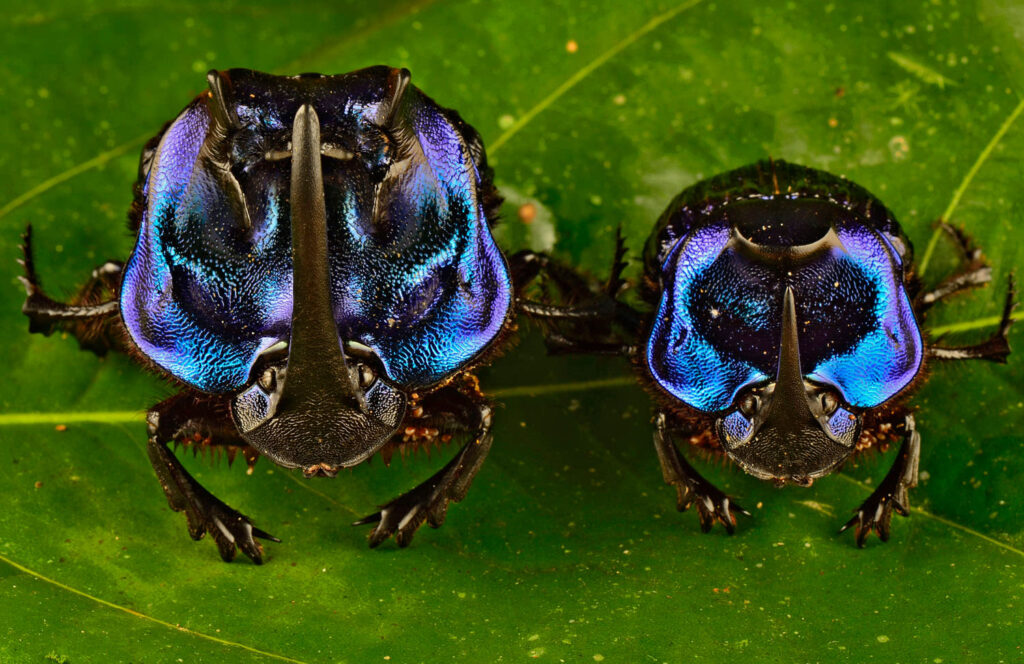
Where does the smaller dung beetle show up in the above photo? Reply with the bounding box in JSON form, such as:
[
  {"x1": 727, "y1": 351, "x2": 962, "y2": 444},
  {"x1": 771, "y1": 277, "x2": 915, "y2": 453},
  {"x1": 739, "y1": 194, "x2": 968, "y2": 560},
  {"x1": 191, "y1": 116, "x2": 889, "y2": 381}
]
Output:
[
  {"x1": 19, "y1": 67, "x2": 530, "y2": 562},
  {"x1": 522, "y1": 160, "x2": 1016, "y2": 545}
]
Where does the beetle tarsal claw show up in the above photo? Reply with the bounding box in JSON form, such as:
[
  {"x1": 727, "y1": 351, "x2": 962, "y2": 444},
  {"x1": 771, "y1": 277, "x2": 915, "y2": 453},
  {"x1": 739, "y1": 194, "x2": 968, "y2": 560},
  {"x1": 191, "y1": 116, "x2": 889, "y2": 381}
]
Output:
[
  {"x1": 146, "y1": 429, "x2": 279, "y2": 564},
  {"x1": 354, "y1": 425, "x2": 494, "y2": 548},
  {"x1": 653, "y1": 415, "x2": 748, "y2": 535},
  {"x1": 839, "y1": 417, "x2": 920, "y2": 546}
]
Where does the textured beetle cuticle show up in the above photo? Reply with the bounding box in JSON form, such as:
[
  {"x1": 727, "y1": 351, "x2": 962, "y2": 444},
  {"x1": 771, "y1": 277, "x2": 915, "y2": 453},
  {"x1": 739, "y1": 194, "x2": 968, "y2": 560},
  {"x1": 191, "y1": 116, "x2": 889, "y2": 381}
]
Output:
[
  {"x1": 522, "y1": 158, "x2": 1014, "y2": 546},
  {"x1": 19, "y1": 66, "x2": 519, "y2": 561}
]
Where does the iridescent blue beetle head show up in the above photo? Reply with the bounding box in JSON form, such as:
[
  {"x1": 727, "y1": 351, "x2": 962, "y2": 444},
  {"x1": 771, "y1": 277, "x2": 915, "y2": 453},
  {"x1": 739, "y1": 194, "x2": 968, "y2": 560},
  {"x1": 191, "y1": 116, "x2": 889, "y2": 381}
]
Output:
[
  {"x1": 121, "y1": 68, "x2": 511, "y2": 472},
  {"x1": 645, "y1": 162, "x2": 923, "y2": 484}
]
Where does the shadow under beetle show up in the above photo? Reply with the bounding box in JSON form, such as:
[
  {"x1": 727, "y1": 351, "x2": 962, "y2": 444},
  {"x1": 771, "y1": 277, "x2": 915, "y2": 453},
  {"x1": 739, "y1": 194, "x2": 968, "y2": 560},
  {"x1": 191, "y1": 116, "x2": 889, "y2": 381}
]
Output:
[
  {"x1": 522, "y1": 159, "x2": 1016, "y2": 546},
  {"x1": 19, "y1": 67, "x2": 534, "y2": 562}
]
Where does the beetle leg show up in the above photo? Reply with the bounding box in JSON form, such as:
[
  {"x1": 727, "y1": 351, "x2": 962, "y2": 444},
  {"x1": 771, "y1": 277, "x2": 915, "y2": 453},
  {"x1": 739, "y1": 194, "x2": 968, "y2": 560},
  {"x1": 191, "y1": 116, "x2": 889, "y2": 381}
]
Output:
[
  {"x1": 653, "y1": 412, "x2": 750, "y2": 534},
  {"x1": 18, "y1": 224, "x2": 123, "y2": 355},
  {"x1": 518, "y1": 299, "x2": 641, "y2": 356},
  {"x1": 518, "y1": 298, "x2": 617, "y2": 322},
  {"x1": 508, "y1": 250, "x2": 595, "y2": 300},
  {"x1": 603, "y1": 225, "x2": 630, "y2": 299},
  {"x1": 928, "y1": 273, "x2": 1017, "y2": 363},
  {"x1": 544, "y1": 332, "x2": 638, "y2": 357},
  {"x1": 146, "y1": 393, "x2": 279, "y2": 564},
  {"x1": 516, "y1": 230, "x2": 646, "y2": 360},
  {"x1": 353, "y1": 388, "x2": 493, "y2": 548},
  {"x1": 514, "y1": 228, "x2": 642, "y2": 324},
  {"x1": 918, "y1": 267, "x2": 992, "y2": 309},
  {"x1": 917, "y1": 222, "x2": 992, "y2": 310},
  {"x1": 840, "y1": 414, "x2": 921, "y2": 547}
]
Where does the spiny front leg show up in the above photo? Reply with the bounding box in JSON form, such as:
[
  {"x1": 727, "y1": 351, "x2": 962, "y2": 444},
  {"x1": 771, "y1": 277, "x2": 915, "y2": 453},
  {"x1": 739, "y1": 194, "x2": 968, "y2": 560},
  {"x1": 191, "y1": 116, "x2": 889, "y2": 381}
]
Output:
[
  {"x1": 353, "y1": 385, "x2": 493, "y2": 548},
  {"x1": 147, "y1": 392, "x2": 278, "y2": 563},
  {"x1": 507, "y1": 249, "x2": 597, "y2": 301},
  {"x1": 18, "y1": 224, "x2": 123, "y2": 355},
  {"x1": 654, "y1": 412, "x2": 749, "y2": 534},
  {"x1": 839, "y1": 415, "x2": 921, "y2": 547},
  {"x1": 928, "y1": 274, "x2": 1017, "y2": 363},
  {"x1": 917, "y1": 222, "x2": 992, "y2": 310},
  {"x1": 515, "y1": 228, "x2": 644, "y2": 340},
  {"x1": 517, "y1": 284, "x2": 642, "y2": 357}
]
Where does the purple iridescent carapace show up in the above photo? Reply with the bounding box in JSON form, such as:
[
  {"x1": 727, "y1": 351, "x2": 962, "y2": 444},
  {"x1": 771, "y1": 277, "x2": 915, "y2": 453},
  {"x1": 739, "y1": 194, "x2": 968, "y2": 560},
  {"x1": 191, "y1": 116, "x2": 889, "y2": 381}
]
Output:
[
  {"x1": 643, "y1": 161, "x2": 923, "y2": 413},
  {"x1": 120, "y1": 67, "x2": 511, "y2": 394}
]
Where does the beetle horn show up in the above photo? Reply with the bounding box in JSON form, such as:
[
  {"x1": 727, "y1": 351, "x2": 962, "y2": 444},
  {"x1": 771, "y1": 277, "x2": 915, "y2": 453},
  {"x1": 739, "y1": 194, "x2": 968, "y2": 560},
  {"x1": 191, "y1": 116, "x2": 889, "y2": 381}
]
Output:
[
  {"x1": 772, "y1": 288, "x2": 807, "y2": 408},
  {"x1": 730, "y1": 225, "x2": 846, "y2": 265},
  {"x1": 206, "y1": 70, "x2": 240, "y2": 130},
  {"x1": 759, "y1": 286, "x2": 818, "y2": 435},
  {"x1": 281, "y1": 104, "x2": 368, "y2": 413},
  {"x1": 200, "y1": 70, "x2": 252, "y2": 230},
  {"x1": 378, "y1": 68, "x2": 411, "y2": 128}
]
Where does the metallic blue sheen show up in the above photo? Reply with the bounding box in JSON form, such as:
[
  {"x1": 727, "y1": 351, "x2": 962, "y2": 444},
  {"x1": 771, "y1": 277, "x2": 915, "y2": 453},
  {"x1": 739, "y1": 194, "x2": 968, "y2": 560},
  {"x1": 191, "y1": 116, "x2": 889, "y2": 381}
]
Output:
[
  {"x1": 122, "y1": 103, "x2": 285, "y2": 392},
  {"x1": 646, "y1": 190, "x2": 923, "y2": 413},
  {"x1": 121, "y1": 69, "x2": 510, "y2": 393},
  {"x1": 827, "y1": 406, "x2": 858, "y2": 439},
  {"x1": 646, "y1": 223, "x2": 767, "y2": 412},
  {"x1": 722, "y1": 411, "x2": 754, "y2": 444},
  {"x1": 809, "y1": 226, "x2": 922, "y2": 408}
]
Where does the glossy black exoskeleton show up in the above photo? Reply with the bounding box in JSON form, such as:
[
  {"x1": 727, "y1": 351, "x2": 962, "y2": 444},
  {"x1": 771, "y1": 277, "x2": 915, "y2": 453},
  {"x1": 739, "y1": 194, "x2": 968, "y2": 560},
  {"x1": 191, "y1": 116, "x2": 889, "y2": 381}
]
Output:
[
  {"x1": 19, "y1": 67, "x2": 531, "y2": 562},
  {"x1": 522, "y1": 160, "x2": 1016, "y2": 546}
]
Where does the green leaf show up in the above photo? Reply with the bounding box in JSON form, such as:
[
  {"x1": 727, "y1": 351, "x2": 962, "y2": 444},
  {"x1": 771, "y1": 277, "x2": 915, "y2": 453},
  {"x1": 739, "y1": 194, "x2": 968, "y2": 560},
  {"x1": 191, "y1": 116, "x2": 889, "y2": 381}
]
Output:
[{"x1": 2, "y1": 1, "x2": 1022, "y2": 661}]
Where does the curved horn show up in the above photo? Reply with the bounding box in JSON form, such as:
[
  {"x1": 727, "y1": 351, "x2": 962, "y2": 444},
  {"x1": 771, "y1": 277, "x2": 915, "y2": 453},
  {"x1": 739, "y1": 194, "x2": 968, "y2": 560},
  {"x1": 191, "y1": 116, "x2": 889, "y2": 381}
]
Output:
[
  {"x1": 200, "y1": 70, "x2": 252, "y2": 230},
  {"x1": 729, "y1": 225, "x2": 846, "y2": 265},
  {"x1": 379, "y1": 68, "x2": 411, "y2": 128},
  {"x1": 206, "y1": 70, "x2": 240, "y2": 130}
]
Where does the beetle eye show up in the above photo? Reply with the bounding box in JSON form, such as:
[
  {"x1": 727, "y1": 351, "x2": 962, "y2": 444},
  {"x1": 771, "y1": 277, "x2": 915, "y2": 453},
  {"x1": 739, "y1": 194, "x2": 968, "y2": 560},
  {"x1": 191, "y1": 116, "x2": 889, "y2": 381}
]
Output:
[
  {"x1": 820, "y1": 391, "x2": 839, "y2": 416},
  {"x1": 739, "y1": 393, "x2": 760, "y2": 417},
  {"x1": 258, "y1": 367, "x2": 277, "y2": 392},
  {"x1": 357, "y1": 364, "x2": 376, "y2": 388}
]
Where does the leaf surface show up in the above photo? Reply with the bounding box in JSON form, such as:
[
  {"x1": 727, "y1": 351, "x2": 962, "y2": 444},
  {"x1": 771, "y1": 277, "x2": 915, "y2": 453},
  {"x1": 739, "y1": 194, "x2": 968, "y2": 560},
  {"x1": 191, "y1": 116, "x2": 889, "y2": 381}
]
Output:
[{"x1": 1, "y1": 1, "x2": 1021, "y2": 661}]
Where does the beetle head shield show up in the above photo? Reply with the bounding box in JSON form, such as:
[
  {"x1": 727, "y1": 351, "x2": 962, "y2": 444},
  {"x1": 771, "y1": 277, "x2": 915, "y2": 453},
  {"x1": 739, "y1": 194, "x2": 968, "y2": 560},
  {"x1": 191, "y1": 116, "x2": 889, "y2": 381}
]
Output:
[
  {"x1": 715, "y1": 287, "x2": 862, "y2": 484},
  {"x1": 231, "y1": 104, "x2": 407, "y2": 471}
]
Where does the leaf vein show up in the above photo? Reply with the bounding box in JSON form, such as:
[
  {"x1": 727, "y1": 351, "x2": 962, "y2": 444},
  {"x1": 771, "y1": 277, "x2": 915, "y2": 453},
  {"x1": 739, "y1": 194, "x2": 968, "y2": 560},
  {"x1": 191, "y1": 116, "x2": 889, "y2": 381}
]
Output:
[
  {"x1": 919, "y1": 96, "x2": 1024, "y2": 275},
  {"x1": 0, "y1": 376, "x2": 641, "y2": 427},
  {"x1": 0, "y1": 552, "x2": 311, "y2": 663},
  {"x1": 929, "y1": 309, "x2": 1023, "y2": 336},
  {"x1": 0, "y1": 133, "x2": 149, "y2": 221},
  {"x1": 488, "y1": 0, "x2": 705, "y2": 155}
]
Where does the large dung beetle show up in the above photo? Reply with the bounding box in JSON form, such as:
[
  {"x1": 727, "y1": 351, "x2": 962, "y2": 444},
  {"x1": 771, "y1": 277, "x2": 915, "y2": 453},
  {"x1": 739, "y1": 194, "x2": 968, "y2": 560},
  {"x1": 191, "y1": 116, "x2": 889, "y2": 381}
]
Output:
[
  {"x1": 523, "y1": 159, "x2": 1016, "y2": 546},
  {"x1": 19, "y1": 67, "x2": 527, "y2": 562}
]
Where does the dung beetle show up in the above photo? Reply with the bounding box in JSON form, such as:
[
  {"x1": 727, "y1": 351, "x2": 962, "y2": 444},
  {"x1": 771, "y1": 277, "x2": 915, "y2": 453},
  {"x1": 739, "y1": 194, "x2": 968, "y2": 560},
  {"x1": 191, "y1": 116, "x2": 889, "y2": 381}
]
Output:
[
  {"x1": 522, "y1": 159, "x2": 1016, "y2": 546},
  {"x1": 18, "y1": 67, "x2": 530, "y2": 562}
]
